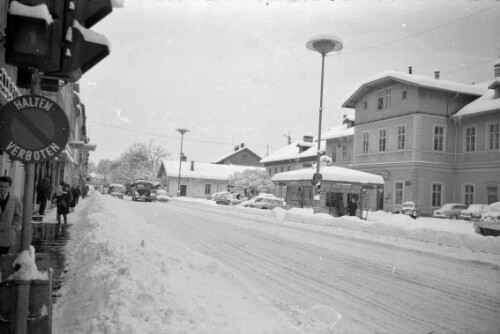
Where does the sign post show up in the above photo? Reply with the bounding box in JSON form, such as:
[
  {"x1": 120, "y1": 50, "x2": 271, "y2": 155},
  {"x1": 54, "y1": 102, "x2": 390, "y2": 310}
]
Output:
[{"x1": 0, "y1": 68, "x2": 69, "y2": 334}]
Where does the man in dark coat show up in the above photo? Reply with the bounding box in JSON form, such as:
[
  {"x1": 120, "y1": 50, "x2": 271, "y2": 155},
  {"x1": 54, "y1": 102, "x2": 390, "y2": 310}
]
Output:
[
  {"x1": 36, "y1": 175, "x2": 51, "y2": 215},
  {"x1": 348, "y1": 198, "x2": 358, "y2": 216},
  {"x1": 0, "y1": 176, "x2": 22, "y2": 255}
]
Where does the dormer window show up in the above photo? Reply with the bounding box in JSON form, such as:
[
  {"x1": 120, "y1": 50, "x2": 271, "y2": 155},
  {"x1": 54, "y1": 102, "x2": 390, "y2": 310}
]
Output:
[
  {"x1": 377, "y1": 88, "x2": 392, "y2": 110},
  {"x1": 402, "y1": 91, "x2": 407, "y2": 100}
]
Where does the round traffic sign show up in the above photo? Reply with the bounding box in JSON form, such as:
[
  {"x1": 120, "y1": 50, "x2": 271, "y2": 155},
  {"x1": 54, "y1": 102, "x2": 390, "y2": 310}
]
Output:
[
  {"x1": 0, "y1": 95, "x2": 69, "y2": 163},
  {"x1": 313, "y1": 172, "x2": 323, "y2": 182}
]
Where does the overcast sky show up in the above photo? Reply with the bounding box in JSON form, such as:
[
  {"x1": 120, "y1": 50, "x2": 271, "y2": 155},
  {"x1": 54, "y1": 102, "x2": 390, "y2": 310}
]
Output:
[{"x1": 80, "y1": 0, "x2": 500, "y2": 164}]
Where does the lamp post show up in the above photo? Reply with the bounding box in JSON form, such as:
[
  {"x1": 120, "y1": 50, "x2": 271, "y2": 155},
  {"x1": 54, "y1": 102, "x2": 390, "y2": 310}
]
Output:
[
  {"x1": 176, "y1": 128, "x2": 189, "y2": 196},
  {"x1": 306, "y1": 35, "x2": 343, "y2": 178}
]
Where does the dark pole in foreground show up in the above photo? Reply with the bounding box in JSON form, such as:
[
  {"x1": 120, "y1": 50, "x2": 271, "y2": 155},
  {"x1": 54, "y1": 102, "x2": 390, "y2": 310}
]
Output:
[{"x1": 14, "y1": 68, "x2": 39, "y2": 334}]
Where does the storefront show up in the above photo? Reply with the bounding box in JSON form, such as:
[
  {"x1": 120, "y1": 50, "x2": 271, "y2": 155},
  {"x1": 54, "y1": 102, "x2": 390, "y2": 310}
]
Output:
[{"x1": 272, "y1": 166, "x2": 385, "y2": 218}]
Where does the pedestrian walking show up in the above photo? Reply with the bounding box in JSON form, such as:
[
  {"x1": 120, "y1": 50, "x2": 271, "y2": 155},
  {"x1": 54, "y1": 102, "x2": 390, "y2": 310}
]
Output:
[
  {"x1": 348, "y1": 198, "x2": 358, "y2": 216},
  {"x1": 0, "y1": 176, "x2": 22, "y2": 255},
  {"x1": 53, "y1": 183, "x2": 73, "y2": 225},
  {"x1": 82, "y1": 184, "x2": 89, "y2": 199},
  {"x1": 36, "y1": 175, "x2": 51, "y2": 215}
]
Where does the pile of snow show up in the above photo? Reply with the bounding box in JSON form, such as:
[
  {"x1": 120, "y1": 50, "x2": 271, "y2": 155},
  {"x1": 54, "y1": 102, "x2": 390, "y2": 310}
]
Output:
[{"x1": 7, "y1": 245, "x2": 49, "y2": 281}]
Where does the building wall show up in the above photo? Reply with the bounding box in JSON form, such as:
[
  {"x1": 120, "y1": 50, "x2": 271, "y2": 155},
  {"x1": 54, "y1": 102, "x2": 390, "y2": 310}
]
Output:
[
  {"x1": 326, "y1": 137, "x2": 354, "y2": 167},
  {"x1": 161, "y1": 174, "x2": 230, "y2": 198}
]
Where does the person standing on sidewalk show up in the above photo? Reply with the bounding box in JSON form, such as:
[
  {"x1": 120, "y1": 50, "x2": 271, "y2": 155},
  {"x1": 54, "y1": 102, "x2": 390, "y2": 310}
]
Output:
[
  {"x1": 53, "y1": 183, "x2": 73, "y2": 225},
  {"x1": 36, "y1": 175, "x2": 51, "y2": 215},
  {"x1": 0, "y1": 176, "x2": 22, "y2": 255}
]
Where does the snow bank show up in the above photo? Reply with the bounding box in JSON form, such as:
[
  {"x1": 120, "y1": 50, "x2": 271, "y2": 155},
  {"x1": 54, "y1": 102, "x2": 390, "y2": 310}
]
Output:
[{"x1": 53, "y1": 192, "x2": 178, "y2": 333}]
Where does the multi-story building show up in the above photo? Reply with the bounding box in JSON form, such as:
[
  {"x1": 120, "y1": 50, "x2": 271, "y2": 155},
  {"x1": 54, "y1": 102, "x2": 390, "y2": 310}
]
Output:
[{"x1": 342, "y1": 65, "x2": 500, "y2": 215}]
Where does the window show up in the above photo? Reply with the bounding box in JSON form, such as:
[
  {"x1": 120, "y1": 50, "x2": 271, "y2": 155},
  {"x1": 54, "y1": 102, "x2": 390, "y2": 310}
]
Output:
[
  {"x1": 384, "y1": 88, "x2": 392, "y2": 108},
  {"x1": 486, "y1": 186, "x2": 498, "y2": 204},
  {"x1": 363, "y1": 101, "x2": 367, "y2": 109},
  {"x1": 394, "y1": 182, "x2": 404, "y2": 205},
  {"x1": 205, "y1": 184, "x2": 211, "y2": 195},
  {"x1": 362, "y1": 132, "x2": 369, "y2": 154},
  {"x1": 432, "y1": 183, "x2": 442, "y2": 207},
  {"x1": 331, "y1": 146, "x2": 337, "y2": 163},
  {"x1": 377, "y1": 90, "x2": 384, "y2": 110},
  {"x1": 465, "y1": 127, "x2": 476, "y2": 152},
  {"x1": 287, "y1": 166, "x2": 291, "y2": 171},
  {"x1": 464, "y1": 185, "x2": 474, "y2": 206},
  {"x1": 242, "y1": 154, "x2": 247, "y2": 160},
  {"x1": 402, "y1": 91, "x2": 407, "y2": 100},
  {"x1": 433, "y1": 126, "x2": 444, "y2": 151},
  {"x1": 379, "y1": 129, "x2": 386, "y2": 152},
  {"x1": 342, "y1": 145, "x2": 348, "y2": 161},
  {"x1": 397, "y1": 125, "x2": 405, "y2": 150},
  {"x1": 280, "y1": 167, "x2": 284, "y2": 173},
  {"x1": 274, "y1": 167, "x2": 278, "y2": 174},
  {"x1": 268, "y1": 168, "x2": 272, "y2": 176},
  {"x1": 488, "y1": 123, "x2": 499, "y2": 150}
]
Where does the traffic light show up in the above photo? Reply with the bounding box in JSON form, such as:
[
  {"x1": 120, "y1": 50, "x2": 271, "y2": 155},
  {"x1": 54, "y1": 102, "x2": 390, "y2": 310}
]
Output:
[
  {"x1": 4, "y1": 0, "x2": 112, "y2": 82},
  {"x1": 5, "y1": 0, "x2": 64, "y2": 72},
  {"x1": 49, "y1": 0, "x2": 112, "y2": 81}
]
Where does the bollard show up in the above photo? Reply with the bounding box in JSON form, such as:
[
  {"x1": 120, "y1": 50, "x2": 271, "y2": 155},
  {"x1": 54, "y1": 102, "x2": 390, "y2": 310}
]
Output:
[{"x1": 0, "y1": 254, "x2": 53, "y2": 334}]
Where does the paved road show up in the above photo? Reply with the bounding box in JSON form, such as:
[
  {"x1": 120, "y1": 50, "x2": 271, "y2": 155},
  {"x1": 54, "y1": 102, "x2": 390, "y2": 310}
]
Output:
[{"x1": 139, "y1": 200, "x2": 500, "y2": 333}]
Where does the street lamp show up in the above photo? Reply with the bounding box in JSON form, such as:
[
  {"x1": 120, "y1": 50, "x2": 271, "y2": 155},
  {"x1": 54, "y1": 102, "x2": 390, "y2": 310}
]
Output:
[
  {"x1": 176, "y1": 128, "x2": 189, "y2": 197},
  {"x1": 306, "y1": 35, "x2": 343, "y2": 179}
]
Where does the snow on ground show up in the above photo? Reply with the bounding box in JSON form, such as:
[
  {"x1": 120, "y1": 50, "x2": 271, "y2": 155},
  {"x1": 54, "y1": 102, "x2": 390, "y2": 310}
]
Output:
[
  {"x1": 51, "y1": 192, "x2": 294, "y2": 334},
  {"x1": 174, "y1": 196, "x2": 500, "y2": 264},
  {"x1": 49, "y1": 192, "x2": 500, "y2": 333}
]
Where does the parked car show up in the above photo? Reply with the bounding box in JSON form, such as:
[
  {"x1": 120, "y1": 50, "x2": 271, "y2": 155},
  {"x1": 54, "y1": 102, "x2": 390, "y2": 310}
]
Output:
[
  {"x1": 474, "y1": 202, "x2": 500, "y2": 236},
  {"x1": 215, "y1": 194, "x2": 243, "y2": 206},
  {"x1": 401, "y1": 201, "x2": 419, "y2": 218},
  {"x1": 432, "y1": 203, "x2": 467, "y2": 219},
  {"x1": 460, "y1": 204, "x2": 488, "y2": 221},
  {"x1": 242, "y1": 197, "x2": 284, "y2": 210},
  {"x1": 152, "y1": 189, "x2": 170, "y2": 202},
  {"x1": 108, "y1": 184, "x2": 124, "y2": 199},
  {"x1": 211, "y1": 191, "x2": 231, "y2": 201}
]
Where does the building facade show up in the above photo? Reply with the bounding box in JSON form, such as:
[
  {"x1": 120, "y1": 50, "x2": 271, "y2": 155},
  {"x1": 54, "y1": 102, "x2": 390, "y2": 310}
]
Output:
[
  {"x1": 157, "y1": 159, "x2": 264, "y2": 198},
  {"x1": 342, "y1": 67, "x2": 500, "y2": 215}
]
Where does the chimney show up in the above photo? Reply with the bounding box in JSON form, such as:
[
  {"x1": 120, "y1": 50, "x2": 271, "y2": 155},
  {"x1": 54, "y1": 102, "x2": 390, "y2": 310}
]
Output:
[
  {"x1": 494, "y1": 59, "x2": 500, "y2": 78},
  {"x1": 190, "y1": 160, "x2": 194, "y2": 171},
  {"x1": 240, "y1": 143, "x2": 245, "y2": 149},
  {"x1": 408, "y1": 66, "x2": 412, "y2": 74},
  {"x1": 434, "y1": 71, "x2": 440, "y2": 80},
  {"x1": 234, "y1": 145, "x2": 239, "y2": 151},
  {"x1": 303, "y1": 135, "x2": 313, "y2": 143}
]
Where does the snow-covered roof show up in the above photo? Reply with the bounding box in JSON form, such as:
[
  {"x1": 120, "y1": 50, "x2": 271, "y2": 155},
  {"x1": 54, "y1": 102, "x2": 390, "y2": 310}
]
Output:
[
  {"x1": 260, "y1": 141, "x2": 306, "y2": 163},
  {"x1": 296, "y1": 140, "x2": 326, "y2": 159},
  {"x1": 158, "y1": 160, "x2": 264, "y2": 180},
  {"x1": 212, "y1": 146, "x2": 261, "y2": 164},
  {"x1": 9, "y1": 1, "x2": 53, "y2": 24},
  {"x1": 321, "y1": 123, "x2": 354, "y2": 140},
  {"x1": 453, "y1": 88, "x2": 500, "y2": 118},
  {"x1": 342, "y1": 70, "x2": 485, "y2": 108},
  {"x1": 272, "y1": 165, "x2": 384, "y2": 185}
]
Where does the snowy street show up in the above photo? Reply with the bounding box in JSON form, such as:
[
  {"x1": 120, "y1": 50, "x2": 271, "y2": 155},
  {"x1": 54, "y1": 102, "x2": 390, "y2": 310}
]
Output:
[{"x1": 52, "y1": 192, "x2": 500, "y2": 333}]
